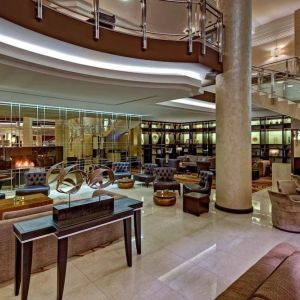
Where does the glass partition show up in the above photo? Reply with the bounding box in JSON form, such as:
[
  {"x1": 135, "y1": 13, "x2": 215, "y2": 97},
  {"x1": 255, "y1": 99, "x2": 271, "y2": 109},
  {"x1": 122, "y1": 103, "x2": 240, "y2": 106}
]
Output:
[{"x1": 0, "y1": 102, "x2": 142, "y2": 190}]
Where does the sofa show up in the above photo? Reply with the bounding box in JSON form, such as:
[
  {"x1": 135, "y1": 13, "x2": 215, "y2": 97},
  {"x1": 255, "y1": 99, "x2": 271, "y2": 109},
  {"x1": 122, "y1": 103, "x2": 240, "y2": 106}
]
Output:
[
  {"x1": 178, "y1": 155, "x2": 212, "y2": 167},
  {"x1": 0, "y1": 189, "x2": 124, "y2": 283},
  {"x1": 216, "y1": 243, "x2": 300, "y2": 299}
]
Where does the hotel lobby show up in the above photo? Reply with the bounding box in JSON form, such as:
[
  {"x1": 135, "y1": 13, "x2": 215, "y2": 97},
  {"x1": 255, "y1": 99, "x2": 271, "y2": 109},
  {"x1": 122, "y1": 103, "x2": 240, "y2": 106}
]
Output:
[{"x1": 1, "y1": 0, "x2": 300, "y2": 299}]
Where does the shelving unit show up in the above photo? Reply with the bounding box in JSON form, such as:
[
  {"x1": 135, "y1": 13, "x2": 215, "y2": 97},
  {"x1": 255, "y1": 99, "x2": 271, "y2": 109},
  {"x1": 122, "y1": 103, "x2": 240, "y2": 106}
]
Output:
[{"x1": 141, "y1": 116, "x2": 291, "y2": 164}]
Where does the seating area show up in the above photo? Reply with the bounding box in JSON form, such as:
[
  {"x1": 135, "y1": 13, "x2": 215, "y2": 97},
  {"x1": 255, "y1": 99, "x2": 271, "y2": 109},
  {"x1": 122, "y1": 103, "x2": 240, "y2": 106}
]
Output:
[{"x1": 2, "y1": 0, "x2": 300, "y2": 299}]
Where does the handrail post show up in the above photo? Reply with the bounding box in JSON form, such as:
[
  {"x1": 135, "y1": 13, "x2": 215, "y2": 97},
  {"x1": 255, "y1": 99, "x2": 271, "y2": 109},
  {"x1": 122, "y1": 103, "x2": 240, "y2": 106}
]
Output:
[
  {"x1": 217, "y1": 15, "x2": 223, "y2": 63},
  {"x1": 141, "y1": 0, "x2": 147, "y2": 50},
  {"x1": 270, "y1": 72, "x2": 276, "y2": 103},
  {"x1": 36, "y1": 0, "x2": 43, "y2": 20},
  {"x1": 93, "y1": 0, "x2": 100, "y2": 40},
  {"x1": 187, "y1": 0, "x2": 193, "y2": 54},
  {"x1": 200, "y1": 0, "x2": 206, "y2": 55}
]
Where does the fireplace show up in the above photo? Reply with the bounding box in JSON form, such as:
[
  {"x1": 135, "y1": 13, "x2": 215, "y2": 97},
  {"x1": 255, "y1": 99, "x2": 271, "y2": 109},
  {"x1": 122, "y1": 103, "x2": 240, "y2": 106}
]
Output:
[
  {"x1": 0, "y1": 146, "x2": 63, "y2": 170},
  {"x1": 13, "y1": 156, "x2": 35, "y2": 169}
]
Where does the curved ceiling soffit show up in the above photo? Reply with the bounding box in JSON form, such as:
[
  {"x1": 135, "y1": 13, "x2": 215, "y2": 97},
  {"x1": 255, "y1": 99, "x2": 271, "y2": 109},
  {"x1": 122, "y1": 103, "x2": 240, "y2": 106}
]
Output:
[{"x1": 0, "y1": 19, "x2": 208, "y2": 93}]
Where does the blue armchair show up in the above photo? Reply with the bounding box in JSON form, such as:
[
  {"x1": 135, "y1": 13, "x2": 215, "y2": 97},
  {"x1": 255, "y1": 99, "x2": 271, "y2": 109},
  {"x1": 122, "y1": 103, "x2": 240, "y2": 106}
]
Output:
[
  {"x1": 15, "y1": 171, "x2": 50, "y2": 196},
  {"x1": 113, "y1": 162, "x2": 131, "y2": 180}
]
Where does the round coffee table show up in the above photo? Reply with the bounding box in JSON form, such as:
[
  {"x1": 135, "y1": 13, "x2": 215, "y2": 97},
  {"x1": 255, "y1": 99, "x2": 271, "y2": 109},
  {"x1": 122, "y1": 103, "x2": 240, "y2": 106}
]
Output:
[
  {"x1": 118, "y1": 178, "x2": 134, "y2": 189},
  {"x1": 153, "y1": 190, "x2": 176, "y2": 206}
]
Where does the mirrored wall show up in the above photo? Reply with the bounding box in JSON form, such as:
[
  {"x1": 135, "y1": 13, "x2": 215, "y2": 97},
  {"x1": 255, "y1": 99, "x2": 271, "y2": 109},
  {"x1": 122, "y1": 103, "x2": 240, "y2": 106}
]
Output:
[{"x1": 0, "y1": 102, "x2": 142, "y2": 189}]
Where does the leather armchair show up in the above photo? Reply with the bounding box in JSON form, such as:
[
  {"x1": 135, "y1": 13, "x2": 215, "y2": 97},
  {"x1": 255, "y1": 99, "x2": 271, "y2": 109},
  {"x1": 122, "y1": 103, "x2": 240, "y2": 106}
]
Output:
[
  {"x1": 15, "y1": 171, "x2": 50, "y2": 196},
  {"x1": 268, "y1": 190, "x2": 300, "y2": 232},
  {"x1": 155, "y1": 158, "x2": 166, "y2": 167},
  {"x1": 153, "y1": 167, "x2": 181, "y2": 195},
  {"x1": 183, "y1": 170, "x2": 213, "y2": 195},
  {"x1": 113, "y1": 162, "x2": 131, "y2": 180},
  {"x1": 133, "y1": 163, "x2": 157, "y2": 187},
  {"x1": 168, "y1": 159, "x2": 180, "y2": 172}
]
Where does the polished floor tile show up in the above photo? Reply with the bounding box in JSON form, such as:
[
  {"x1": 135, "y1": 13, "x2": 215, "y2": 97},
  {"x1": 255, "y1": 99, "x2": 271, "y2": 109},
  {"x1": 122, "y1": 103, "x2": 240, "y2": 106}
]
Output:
[{"x1": 0, "y1": 183, "x2": 298, "y2": 300}]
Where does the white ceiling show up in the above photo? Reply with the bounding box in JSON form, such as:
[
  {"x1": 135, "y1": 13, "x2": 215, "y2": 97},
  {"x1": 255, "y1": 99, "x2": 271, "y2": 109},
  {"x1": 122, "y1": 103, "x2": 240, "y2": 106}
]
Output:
[
  {"x1": 1, "y1": 0, "x2": 292, "y2": 122},
  {"x1": 252, "y1": 0, "x2": 300, "y2": 27}
]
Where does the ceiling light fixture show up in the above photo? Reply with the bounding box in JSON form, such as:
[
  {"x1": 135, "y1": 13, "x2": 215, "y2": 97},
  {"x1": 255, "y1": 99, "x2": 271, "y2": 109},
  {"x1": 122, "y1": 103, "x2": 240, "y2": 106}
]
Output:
[
  {"x1": 271, "y1": 40, "x2": 280, "y2": 58},
  {"x1": 171, "y1": 98, "x2": 216, "y2": 109}
]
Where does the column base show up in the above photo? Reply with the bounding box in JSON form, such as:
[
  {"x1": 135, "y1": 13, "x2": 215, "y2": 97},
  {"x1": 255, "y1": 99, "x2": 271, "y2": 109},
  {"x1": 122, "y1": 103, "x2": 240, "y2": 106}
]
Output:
[{"x1": 215, "y1": 203, "x2": 253, "y2": 214}]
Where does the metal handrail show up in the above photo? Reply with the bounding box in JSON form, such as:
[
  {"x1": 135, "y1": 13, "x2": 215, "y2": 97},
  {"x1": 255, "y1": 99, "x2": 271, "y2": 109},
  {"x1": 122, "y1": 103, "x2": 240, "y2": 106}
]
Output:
[{"x1": 33, "y1": 0, "x2": 224, "y2": 61}]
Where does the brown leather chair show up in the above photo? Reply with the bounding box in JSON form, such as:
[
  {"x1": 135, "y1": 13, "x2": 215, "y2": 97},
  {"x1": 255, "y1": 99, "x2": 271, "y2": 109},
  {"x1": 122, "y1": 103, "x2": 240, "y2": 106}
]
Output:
[
  {"x1": 155, "y1": 158, "x2": 166, "y2": 167},
  {"x1": 183, "y1": 170, "x2": 213, "y2": 195},
  {"x1": 153, "y1": 167, "x2": 181, "y2": 195},
  {"x1": 168, "y1": 159, "x2": 180, "y2": 173}
]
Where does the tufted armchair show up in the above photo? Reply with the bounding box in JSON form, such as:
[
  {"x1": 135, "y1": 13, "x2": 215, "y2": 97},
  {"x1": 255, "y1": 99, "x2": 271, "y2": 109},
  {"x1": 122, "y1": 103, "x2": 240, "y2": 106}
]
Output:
[
  {"x1": 133, "y1": 163, "x2": 157, "y2": 187},
  {"x1": 268, "y1": 190, "x2": 300, "y2": 232},
  {"x1": 113, "y1": 162, "x2": 131, "y2": 180},
  {"x1": 183, "y1": 170, "x2": 213, "y2": 195},
  {"x1": 153, "y1": 167, "x2": 181, "y2": 195},
  {"x1": 15, "y1": 171, "x2": 50, "y2": 196}
]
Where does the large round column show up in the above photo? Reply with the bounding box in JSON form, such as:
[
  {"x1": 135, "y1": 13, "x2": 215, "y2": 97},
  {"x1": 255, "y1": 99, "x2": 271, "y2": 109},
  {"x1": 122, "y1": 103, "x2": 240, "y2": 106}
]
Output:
[{"x1": 215, "y1": 0, "x2": 253, "y2": 213}]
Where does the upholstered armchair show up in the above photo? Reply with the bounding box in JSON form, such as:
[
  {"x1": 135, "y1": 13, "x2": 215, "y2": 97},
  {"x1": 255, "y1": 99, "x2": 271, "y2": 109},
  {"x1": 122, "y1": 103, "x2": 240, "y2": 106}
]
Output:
[
  {"x1": 183, "y1": 170, "x2": 213, "y2": 195},
  {"x1": 153, "y1": 167, "x2": 181, "y2": 195},
  {"x1": 168, "y1": 159, "x2": 180, "y2": 173},
  {"x1": 268, "y1": 190, "x2": 300, "y2": 232},
  {"x1": 133, "y1": 163, "x2": 157, "y2": 187},
  {"x1": 196, "y1": 161, "x2": 210, "y2": 176},
  {"x1": 155, "y1": 158, "x2": 166, "y2": 167},
  {"x1": 113, "y1": 162, "x2": 131, "y2": 180},
  {"x1": 15, "y1": 171, "x2": 50, "y2": 196},
  {"x1": 277, "y1": 180, "x2": 298, "y2": 195}
]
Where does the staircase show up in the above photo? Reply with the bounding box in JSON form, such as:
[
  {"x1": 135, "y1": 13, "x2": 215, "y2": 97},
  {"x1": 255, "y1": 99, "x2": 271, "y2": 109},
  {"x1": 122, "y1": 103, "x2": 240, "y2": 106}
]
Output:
[{"x1": 252, "y1": 58, "x2": 300, "y2": 119}]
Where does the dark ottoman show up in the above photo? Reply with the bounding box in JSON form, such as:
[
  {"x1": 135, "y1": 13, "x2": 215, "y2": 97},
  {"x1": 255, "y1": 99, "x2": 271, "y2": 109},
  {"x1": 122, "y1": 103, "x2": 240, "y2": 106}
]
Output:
[{"x1": 183, "y1": 192, "x2": 210, "y2": 216}]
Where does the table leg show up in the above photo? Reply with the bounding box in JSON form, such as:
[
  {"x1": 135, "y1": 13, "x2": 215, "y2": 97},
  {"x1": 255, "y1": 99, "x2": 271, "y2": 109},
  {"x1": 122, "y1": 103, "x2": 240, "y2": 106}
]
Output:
[
  {"x1": 134, "y1": 210, "x2": 141, "y2": 255},
  {"x1": 14, "y1": 237, "x2": 22, "y2": 296},
  {"x1": 21, "y1": 241, "x2": 33, "y2": 300},
  {"x1": 57, "y1": 238, "x2": 68, "y2": 300},
  {"x1": 123, "y1": 217, "x2": 132, "y2": 267}
]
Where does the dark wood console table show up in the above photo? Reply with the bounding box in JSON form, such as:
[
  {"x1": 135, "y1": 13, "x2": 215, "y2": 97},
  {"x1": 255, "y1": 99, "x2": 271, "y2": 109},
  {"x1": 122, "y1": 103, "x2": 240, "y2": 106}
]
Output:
[{"x1": 13, "y1": 197, "x2": 142, "y2": 300}]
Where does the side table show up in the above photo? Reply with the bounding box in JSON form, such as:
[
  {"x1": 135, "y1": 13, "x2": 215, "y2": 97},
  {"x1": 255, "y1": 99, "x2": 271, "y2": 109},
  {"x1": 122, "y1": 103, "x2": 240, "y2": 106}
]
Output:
[
  {"x1": 153, "y1": 191, "x2": 176, "y2": 206},
  {"x1": 183, "y1": 192, "x2": 210, "y2": 216},
  {"x1": 118, "y1": 178, "x2": 134, "y2": 189}
]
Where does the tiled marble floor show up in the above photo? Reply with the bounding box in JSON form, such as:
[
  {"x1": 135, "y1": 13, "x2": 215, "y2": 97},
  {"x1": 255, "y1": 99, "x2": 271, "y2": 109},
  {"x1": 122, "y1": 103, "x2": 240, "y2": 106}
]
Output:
[{"x1": 1, "y1": 184, "x2": 300, "y2": 300}]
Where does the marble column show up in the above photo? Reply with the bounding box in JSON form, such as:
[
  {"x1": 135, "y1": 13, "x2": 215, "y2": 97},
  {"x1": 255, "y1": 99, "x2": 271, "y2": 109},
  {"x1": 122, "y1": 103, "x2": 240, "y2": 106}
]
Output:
[
  {"x1": 23, "y1": 117, "x2": 33, "y2": 147},
  {"x1": 295, "y1": 9, "x2": 300, "y2": 57},
  {"x1": 215, "y1": 0, "x2": 253, "y2": 213}
]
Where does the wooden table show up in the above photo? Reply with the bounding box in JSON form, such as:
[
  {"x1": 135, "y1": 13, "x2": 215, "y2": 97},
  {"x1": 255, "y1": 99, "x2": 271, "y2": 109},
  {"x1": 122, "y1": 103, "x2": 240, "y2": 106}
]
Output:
[
  {"x1": 13, "y1": 197, "x2": 142, "y2": 300},
  {"x1": 153, "y1": 191, "x2": 176, "y2": 206},
  {"x1": 0, "y1": 193, "x2": 53, "y2": 219}
]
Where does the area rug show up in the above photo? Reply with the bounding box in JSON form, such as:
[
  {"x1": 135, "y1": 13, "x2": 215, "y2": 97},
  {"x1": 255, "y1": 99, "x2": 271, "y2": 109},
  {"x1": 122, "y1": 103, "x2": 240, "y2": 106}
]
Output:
[{"x1": 175, "y1": 173, "x2": 272, "y2": 193}]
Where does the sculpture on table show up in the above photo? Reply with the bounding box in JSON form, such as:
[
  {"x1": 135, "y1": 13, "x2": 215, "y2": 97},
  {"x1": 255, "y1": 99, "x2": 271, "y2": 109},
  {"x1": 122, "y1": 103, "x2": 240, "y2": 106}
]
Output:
[
  {"x1": 56, "y1": 164, "x2": 85, "y2": 206},
  {"x1": 86, "y1": 165, "x2": 115, "y2": 199}
]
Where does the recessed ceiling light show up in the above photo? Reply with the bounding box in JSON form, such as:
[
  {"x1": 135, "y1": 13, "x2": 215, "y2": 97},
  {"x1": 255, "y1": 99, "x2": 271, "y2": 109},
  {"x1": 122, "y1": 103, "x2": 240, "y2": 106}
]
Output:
[
  {"x1": 287, "y1": 85, "x2": 294, "y2": 88},
  {"x1": 171, "y1": 98, "x2": 216, "y2": 109}
]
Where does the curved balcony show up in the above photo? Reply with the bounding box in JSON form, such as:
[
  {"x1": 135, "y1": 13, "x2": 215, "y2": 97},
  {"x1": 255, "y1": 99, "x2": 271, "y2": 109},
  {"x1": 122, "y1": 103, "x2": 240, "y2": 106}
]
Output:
[{"x1": 0, "y1": 0, "x2": 223, "y2": 72}]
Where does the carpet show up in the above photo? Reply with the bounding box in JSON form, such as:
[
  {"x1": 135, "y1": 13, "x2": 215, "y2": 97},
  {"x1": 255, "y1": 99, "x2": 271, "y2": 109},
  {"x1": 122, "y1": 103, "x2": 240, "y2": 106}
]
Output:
[{"x1": 175, "y1": 173, "x2": 272, "y2": 193}]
